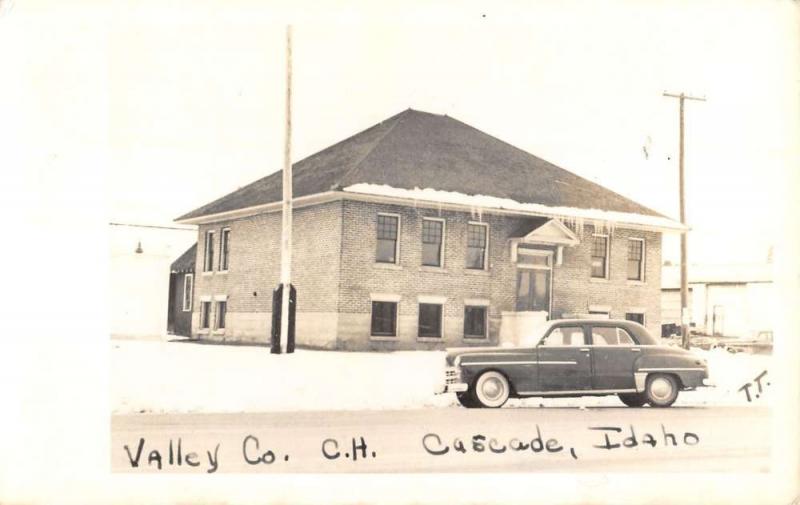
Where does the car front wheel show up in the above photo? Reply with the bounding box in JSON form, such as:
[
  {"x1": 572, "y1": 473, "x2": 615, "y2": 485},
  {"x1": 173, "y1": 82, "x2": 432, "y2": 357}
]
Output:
[
  {"x1": 473, "y1": 371, "x2": 510, "y2": 408},
  {"x1": 618, "y1": 392, "x2": 647, "y2": 407},
  {"x1": 645, "y1": 373, "x2": 679, "y2": 407},
  {"x1": 456, "y1": 391, "x2": 479, "y2": 408}
]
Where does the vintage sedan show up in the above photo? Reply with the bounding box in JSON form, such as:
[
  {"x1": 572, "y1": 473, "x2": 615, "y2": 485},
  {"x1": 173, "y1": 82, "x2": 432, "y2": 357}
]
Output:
[{"x1": 437, "y1": 319, "x2": 712, "y2": 408}]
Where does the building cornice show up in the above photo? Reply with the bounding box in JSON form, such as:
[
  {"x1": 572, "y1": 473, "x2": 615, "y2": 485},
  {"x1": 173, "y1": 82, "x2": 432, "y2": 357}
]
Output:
[{"x1": 176, "y1": 190, "x2": 686, "y2": 233}]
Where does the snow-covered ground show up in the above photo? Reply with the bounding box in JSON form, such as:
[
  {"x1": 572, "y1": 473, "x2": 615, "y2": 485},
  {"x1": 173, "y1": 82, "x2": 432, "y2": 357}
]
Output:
[{"x1": 111, "y1": 339, "x2": 772, "y2": 414}]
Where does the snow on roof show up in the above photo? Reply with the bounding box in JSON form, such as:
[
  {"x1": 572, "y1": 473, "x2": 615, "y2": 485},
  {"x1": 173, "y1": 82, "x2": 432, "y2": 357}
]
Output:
[{"x1": 344, "y1": 183, "x2": 686, "y2": 232}]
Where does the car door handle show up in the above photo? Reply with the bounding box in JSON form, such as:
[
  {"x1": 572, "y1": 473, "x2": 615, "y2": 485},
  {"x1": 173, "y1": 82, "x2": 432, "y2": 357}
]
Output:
[
  {"x1": 630, "y1": 348, "x2": 641, "y2": 352},
  {"x1": 579, "y1": 348, "x2": 590, "y2": 352}
]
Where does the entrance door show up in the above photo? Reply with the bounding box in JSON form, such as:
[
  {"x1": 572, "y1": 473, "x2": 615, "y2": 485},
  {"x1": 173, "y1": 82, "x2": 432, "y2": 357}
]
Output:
[
  {"x1": 516, "y1": 269, "x2": 551, "y2": 312},
  {"x1": 515, "y1": 250, "x2": 553, "y2": 313}
]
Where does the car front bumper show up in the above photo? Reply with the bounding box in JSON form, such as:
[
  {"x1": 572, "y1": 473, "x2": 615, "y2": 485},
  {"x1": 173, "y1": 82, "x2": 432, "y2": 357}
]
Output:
[
  {"x1": 435, "y1": 366, "x2": 469, "y2": 394},
  {"x1": 435, "y1": 382, "x2": 469, "y2": 394}
]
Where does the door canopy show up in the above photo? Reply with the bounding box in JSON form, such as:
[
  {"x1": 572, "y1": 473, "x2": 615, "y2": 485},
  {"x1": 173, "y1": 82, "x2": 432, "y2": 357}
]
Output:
[{"x1": 509, "y1": 219, "x2": 580, "y2": 264}]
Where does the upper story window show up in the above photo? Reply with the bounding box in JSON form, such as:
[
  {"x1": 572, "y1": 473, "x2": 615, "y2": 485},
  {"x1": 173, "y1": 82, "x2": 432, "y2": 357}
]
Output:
[
  {"x1": 466, "y1": 222, "x2": 488, "y2": 270},
  {"x1": 219, "y1": 228, "x2": 231, "y2": 271},
  {"x1": 627, "y1": 238, "x2": 644, "y2": 281},
  {"x1": 591, "y1": 234, "x2": 609, "y2": 279},
  {"x1": 376, "y1": 214, "x2": 400, "y2": 264},
  {"x1": 421, "y1": 218, "x2": 444, "y2": 267},
  {"x1": 182, "y1": 274, "x2": 193, "y2": 312},
  {"x1": 203, "y1": 230, "x2": 215, "y2": 272}
]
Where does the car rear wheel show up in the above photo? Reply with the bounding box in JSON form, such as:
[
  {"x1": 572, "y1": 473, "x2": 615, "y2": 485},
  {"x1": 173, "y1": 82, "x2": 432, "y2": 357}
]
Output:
[
  {"x1": 473, "y1": 371, "x2": 510, "y2": 408},
  {"x1": 645, "y1": 373, "x2": 679, "y2": 407},
  {"x1": 618, "y1": 392, "x2": 647, "y2": 407},
  {"x1": 456, "y1": 391, "x2": 479, "y2": 408}
]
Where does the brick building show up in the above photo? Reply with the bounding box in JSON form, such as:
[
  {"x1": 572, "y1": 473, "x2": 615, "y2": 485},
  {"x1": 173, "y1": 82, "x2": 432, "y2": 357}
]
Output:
[{"x1": 176, "y1": 109, "x2": 683, "y2": 350}]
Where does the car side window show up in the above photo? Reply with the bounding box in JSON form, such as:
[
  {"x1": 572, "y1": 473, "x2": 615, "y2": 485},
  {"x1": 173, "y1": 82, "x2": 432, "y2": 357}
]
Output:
[
  {"x1": 592, "y1": 326, "x2": 636, "y2": 346},
  {"x1": 541, "y1": 326, "x2": 585, "y2": 347}
]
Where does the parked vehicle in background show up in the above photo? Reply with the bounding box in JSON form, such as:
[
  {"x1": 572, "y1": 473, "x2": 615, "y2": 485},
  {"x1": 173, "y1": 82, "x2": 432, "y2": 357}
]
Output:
[
  {"x1": 689, "y1": 335, "x2": 717, "y2": 351},
  {"x1": 721, "y1": 331, "x2": 774, "y2": 354},
  {"x1": 437, "y1": 319, "x2": 712, "y2": 408}
]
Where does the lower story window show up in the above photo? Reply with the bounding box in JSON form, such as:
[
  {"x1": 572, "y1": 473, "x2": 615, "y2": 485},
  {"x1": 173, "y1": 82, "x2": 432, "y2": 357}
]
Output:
[
  {"x1": 463, "y1": 306, "x2": 487, "y2": 339},
  {"x1": 215, "y1": 301, "x2": 227, "y2": 330},
  {"x1": 418, "y1": 303, "x2": 442, "y2": 338},
  {"x1": 200, "y1": 301, "x2": 211, "y2": 329},
  {"x1": 625, "y1": 312, "x2": 645, "y2": 325},
  {"x1": 371, "y1": 301, "x2": 397, "y2": 336}
]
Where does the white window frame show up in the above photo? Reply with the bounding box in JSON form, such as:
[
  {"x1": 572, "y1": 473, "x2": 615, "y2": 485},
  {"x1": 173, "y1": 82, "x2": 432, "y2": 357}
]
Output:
[
  {"x1": 591, "y1": 233, "x2": 610, "y2": 280},
  {"x1": 376, "y1": 213, "x2": 402, "y2": 265},
  {"x1": 182, "y1": 274, "x2": 193, "y2": 312},
  {"x1": 516, "y1": 248, "x2": 553, "y2": 270},
  {"x1": 627, "y1": 237, "x2": 646, "y2": 282},
  {"x1": 466, "y1": 221, "x2": 490, "y2": 271},
  {"x1": 219, "y1": 228, "x2": 231, "y2": 273},
  {"x1": 421, "y1": 217, "x2": 446, "y2": 268},
  {"x1": 203, "y1": 230, "x2": 216, "y2": 273}
]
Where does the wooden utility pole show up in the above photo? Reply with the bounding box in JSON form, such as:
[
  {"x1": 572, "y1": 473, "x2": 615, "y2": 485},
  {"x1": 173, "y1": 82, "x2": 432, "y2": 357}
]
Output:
[
  {"x1": 279, "y1": 25, "x2": 293, "y2": 354},
  {"x1": 663, "y1": 91, "x2": 705, "y2": 349}
]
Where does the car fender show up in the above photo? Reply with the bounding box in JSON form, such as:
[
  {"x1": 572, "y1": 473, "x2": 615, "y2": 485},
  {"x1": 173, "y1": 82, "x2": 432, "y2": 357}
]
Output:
[{"x1": 633, "y1": 350, "x2": 708, "y2": 392}]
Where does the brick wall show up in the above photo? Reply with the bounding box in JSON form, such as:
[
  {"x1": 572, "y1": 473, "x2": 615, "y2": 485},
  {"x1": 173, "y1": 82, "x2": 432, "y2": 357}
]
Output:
[
  {"x1": 192, "y1": 201, "x2": 343, "y2": 346},
  {"x1": 190, "y1": 198, "x2": 663, "y2": 349},
  {"x1": 338, "y1": 200, "x2": 662, "y2": 349},
  {"x1": 552, "y1": 225, "x2": 662, "y2": 336}
]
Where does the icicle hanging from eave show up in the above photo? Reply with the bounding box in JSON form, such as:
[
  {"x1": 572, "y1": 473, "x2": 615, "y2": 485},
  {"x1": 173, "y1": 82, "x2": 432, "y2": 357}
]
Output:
[
  {"x1": 587, "y1": 218, "x2": 616, "y2": 237},
  {"x1": 557, "y1": 215, "x2": 585, "y2": 237}
]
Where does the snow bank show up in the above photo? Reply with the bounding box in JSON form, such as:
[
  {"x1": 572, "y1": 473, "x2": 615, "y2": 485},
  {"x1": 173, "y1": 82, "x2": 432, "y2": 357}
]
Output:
[
  {"x1": 343, "y1": 183, "x2": 685, "y2": 232},
  {"x1": 111, "y1": 340, "x2": 771, "y2": 414},
  {"x1": 111, "y1": 340, "x2": 454, "y2": 414}
]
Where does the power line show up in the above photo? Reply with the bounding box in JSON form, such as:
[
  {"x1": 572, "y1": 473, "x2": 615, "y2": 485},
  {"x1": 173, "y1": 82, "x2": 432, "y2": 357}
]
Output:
[
  {"x1": 109, "y1": 222, "x2": 196, "y2": 231},
  {"x1": 663, "y1": 91, "x2": 706, "y2": 349}
]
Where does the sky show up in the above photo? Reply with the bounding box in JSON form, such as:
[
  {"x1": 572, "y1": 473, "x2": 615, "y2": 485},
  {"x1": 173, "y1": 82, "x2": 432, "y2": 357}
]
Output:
[{"x1": 3, "y1": 0, "x2": 798, "y2": 265}]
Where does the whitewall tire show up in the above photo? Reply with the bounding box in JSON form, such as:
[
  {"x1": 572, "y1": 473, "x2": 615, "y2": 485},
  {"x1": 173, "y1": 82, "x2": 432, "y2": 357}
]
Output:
[
  {"x1": 474, "y1": 371, "x2": 510, "y2": 408},
  {"x1": 645, "y1": 373, "x2": 679, "y2": 407}
]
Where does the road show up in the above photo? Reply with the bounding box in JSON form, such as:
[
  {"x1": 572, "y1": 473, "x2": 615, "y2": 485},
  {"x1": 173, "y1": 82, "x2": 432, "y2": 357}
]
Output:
[{"x1": 111, "y1": 406, "x2": 770, "y2": 473}]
